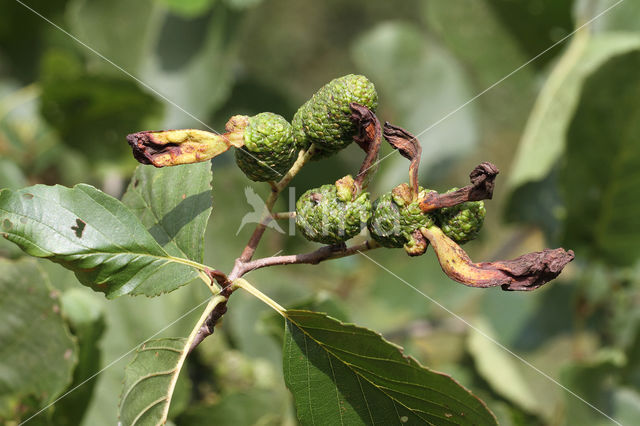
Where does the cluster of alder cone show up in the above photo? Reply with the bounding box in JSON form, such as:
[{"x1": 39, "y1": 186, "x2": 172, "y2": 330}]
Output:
[{"x1": 128, "y1": 74, "x2": 574, "y2": 347}]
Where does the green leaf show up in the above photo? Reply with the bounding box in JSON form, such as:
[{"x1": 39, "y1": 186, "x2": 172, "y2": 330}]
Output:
[
  {"x1": 423, "y1": 0, "x2": 536, "y2": 131},
  {"x1": 508, "y1": 33, "x2": 640, "y2": 193},
  {"x1": 223, "y1": 0, "x2": 265, "y2": 11},
  {"x1": 159, "y1": 0, "x2": 217, "y2": 17},
  {"x1": 119, "y1": 295, "x2": 226, "y2": 424},
  {"x1": 0, "y1": 183, "x2": 202, "y2": 298},
  {"x1": 141, "y1": 4, "x2": 239, "y2": 129},
  {"x1": 0, "y1": 258, "x2": 77, "y2": 421},
  {"x1": 560, "y1": 356, "x2": 627, "y2": 425},
  {"x1": 561, "y1": 49, "x2": 640, "y2": 265},
  {"x1": 122, "y1": 162, "x2": 213, "y2": 262},
  {"x1": 485, "y1": 0, "x2": 574, "y2": 68},
  {"x1": 261, "y1": 293, "x2": 349, "y2": 345},
  {"x1": 176, "y1": 390, "x2": 284, "y2": 425},
  {"x1": 283, "y1": 310, "x2": 497, "y2": 425},
  {"x1": 0, "y1": 158, "x2": 27, "y2": 190},
  {"x1": 67, "y1": 0, "x2": 158, "y2": 73},
  {"x1": 467, "y1": 318, "x2": 540, "y2": 414},
  {"x1": 591, "y1": 0, "x2": 640, "y2": 33},
  {"x1": 39, "y1": 49, "x2": 163, "y2": 162},
  {"x1": 119, "y1": 338, "x2": 188, "y2": 425},
  {"x1": 52, "y1": 289, "x2": 106, "y2": 426}
]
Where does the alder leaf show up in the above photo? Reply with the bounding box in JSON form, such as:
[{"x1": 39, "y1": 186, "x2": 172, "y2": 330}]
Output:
[
  {"x1": 283, "y1": 310, "x2": 497, "y2": 425},
  {"x1": 119, "y1": 338, "x2": 187, "y2": 425},
  {"x1": 122, "y1": 162, "x2": 213, "y2": 263},
  {"x1": 507, "y1": 34, "x2": 640, "y2": 192},
  {"x1": 562, "y1": 49, "x2": 640, "y2": 265},
  {"x1": 0, "y1": 184, "x2": 201, "y2": 298}
]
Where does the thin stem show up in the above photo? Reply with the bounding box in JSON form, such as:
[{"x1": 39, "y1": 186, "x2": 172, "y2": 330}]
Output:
[
  {"x1": 234, "y1": 278, "x2": 285, "y2": 315},
  {"x1": 168, "y1": 294, "x2": 226, "y2": 420},
  {"x1": 198, "y1": 270, "x2": 222, "y2": 295},
  {"x1": 238, "y1": 145, "x2": 316, "y2": 262},
  {"x1": 192, "y1": 145, "x2": 317, "y2": 349},
  {"x1": 241, "y1": 240, "x2": 380, "y2": 275},
  {"x1": 238, "y1": 188, "x2": 278, "y2": 262},
  {"x1": 275, "y1": 145, "x2": 317, "y2": 192},
  {"x1": 167, "y1": 255, "x2": 211, "y2": 272},
  {"x1": 273, "y1": 211, "x2": 296, "y2": 220}
]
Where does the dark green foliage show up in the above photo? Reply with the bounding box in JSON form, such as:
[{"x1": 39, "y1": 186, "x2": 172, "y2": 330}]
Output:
[
  {"x1": 292, "y1": 74, "x2": 378, "y2": 157},
  {"x1": 296, "y1": 179, "x2": 371, "y2": 244},
  {"x1": 235, "y1": 112, "x2": 297, "y2": 182},
  {"x1": 39, "y1": 50, "x2": 162, "y2": 161}
]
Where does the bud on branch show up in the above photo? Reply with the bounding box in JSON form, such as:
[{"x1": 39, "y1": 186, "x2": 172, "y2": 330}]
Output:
[{"x1": 421, "y1": 226, "x2": 575, "y2": 291}]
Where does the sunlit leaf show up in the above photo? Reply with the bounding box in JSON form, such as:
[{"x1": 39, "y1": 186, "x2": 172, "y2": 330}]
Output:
[
  {"x1": 467, "y1": 317, "x2": 540, "y2": 414},
  {"x1": 561, "y1": 49, "x2": 640, "y2": 265},
  {"x1": 0, "y1": 258, "x2": 76, "y2": 421},
  {"x1": 508, "y1": 34, "x2": 640, "y2": 193},
  {"x1": 0, "y1": 183, "x2": 200, "y2": 298},
  {"x1": 591, "y1": 0, "x2": 640, "y2": 33},
  {"x1": 122, "y1": 162, "x2": 213, "y2": 263},
  {"x1": 283, "y1": 310, "x2": 497, "y2": 425}
]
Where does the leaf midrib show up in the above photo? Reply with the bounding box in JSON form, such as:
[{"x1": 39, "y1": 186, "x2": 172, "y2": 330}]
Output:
[
  {"x1": 288, "y1": 318, "x2": 477, "y2": 425},
  {"x1": 125, "y1": 186, "x2": 189, "y2": 260},
  {"x1": 290, "y1": 317, "x2": 489, "y2": 418}
]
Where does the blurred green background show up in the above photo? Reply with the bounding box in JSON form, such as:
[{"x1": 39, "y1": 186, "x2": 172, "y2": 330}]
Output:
[{"x1": 1, "y1": 0, "x2": 639, "y2": 424}]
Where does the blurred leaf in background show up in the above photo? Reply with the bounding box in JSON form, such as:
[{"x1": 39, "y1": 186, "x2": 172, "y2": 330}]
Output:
[
  {"x1": 39, "y1": 49, "x2": 162, "y2": 162},
  {"x1": 0, "y1": 259, "x2": 77, "y2": 423}
]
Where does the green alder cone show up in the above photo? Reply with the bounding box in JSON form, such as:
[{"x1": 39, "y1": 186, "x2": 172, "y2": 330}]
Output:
[
  {"x1": 234, "y1": 112, "x2": 298, "y2": 182},
  {"x1": 296, "y1": 176, "x2": 372, "y2": 245},
  {"x1": 292, "y1": 74, "x2": 378, "y2": 157},
  {"x1": 436, "y1": 191, "x2": 486, "y2": 244},
  {"x1": 368, "y1": 184, "x2": 436, "y2": 250}
]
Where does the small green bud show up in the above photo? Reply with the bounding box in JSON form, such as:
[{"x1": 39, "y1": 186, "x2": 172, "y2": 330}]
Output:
[
  {"x1": 234, "y1": 112, "x2": 298, "y2": 182},
  {"x1": 368, "y1": 185, "x2": 436, "y2": 253},
  {"x1": 296, "y1": 177, "x2": 372, "y2": 245},
  {"x1": 435, "y1": 188, "x2": 486, "y2": 244},
  {"x1": 292, "y1": 74, "x2": 378, "y2": 158},
  {"x1": 335, "y1": 175, "x2": 355, "y2": 202}
]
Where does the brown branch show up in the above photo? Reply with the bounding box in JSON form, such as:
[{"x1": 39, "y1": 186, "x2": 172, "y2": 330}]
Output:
[
  {"x1": 421, "y1": 226, "x2": 574, "y2": 291},
  {"x1": 419, "y1": 162, "x2": 499, "y2": 212},
  {"x1": 350, "y1": 103, "x2": 382, "y2": 193},
  {"x1": 188, "y1": 269, "x2": 233, "y2": 353},
  {"x1": 240, "y1": 240, "x2": 380, "y2": 275},
  {"x1": 191, "y1": 146, "x2": 317, "y2": 352},
  {"x1": 383, "y1": 123, "x2": 422, "y2": 197},
  {"x1": 239, "y1": 146, "x2": 316, "y2": 263}
]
